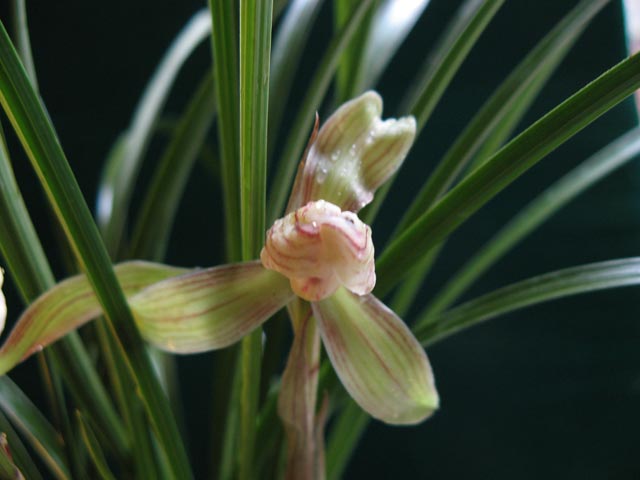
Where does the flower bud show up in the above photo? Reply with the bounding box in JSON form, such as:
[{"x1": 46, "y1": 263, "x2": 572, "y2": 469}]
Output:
[{"x1": 261, "y1": 200, "x2": 375, "y2": 301}]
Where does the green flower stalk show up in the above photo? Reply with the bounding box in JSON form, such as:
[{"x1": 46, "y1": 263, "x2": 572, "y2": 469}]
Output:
[{"x1": 0, "y1": 92, "x2": 439, "y2": 477}]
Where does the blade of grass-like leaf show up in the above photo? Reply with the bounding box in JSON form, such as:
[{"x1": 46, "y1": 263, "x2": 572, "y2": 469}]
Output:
[
  {"x1": 358, "y1": 0, "x2": 431, "y2": 92},
  {"x1": 267, "y1": 0, "x2": 375, "y2": 223},
  {"x1": 239, "y1": 2, "x2": 273, "y2": 478},
  {"x1": 130, "y1": 73, "x2": 216, "y2": 260},
  {"x1": 10, "y1": 0, "x2": 37, "y2": 89},
  {"x1": 76, "y1": 412, "x2": 117, "y2": 480},
  {"x1": 0, "y1": 124, "x2": 128, "y2": 460},
  {"x1": 402, "y1": 0, "x2": 504, "y2": 131},
  {"x1": 0, "y1": 20, "x2": 193, "y2": 479},
  {"x1": 0, "y1": 377, "x2": 69, "y2": 479},
  {"x1": 375, "y1": 51, "x2": 640, "y2": 298},
  {"x1": 96, "y1": 9, "x2": 211, "y2": 256},
  {"x1": 420, "y1": 126, "x2": 640, "y2": 324},
  {"x1": 0, "y1": 410, "x2": 42, "y2": 480},
  {"x1": 398, "y1": 0, "x2": 611, "y2": 231},
  {"x1": 333, "y1": 0, "x2": 375, "y2": 104},
  {"x1": 268, "y1": 0, "x2": 324, "y2": 160},
  {"x1": 365, "y1": 0, "x2": 505, "y2": 222},
  {"x1": 325, "y1": 400, "x2": 368, "y2": 480},
  {"x1": 417, "y1": 258, "x2": 640, "y2": 345},
  {"x1": 209, "y1": 0, "x2": 241, "y2": 262}
]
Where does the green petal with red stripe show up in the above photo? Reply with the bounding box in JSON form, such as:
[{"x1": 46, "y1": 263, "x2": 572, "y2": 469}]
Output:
[
  {"x1": 288, "y1": 91, "x2": 416, "y2": 213},
  {"x1": 0, "y1": 262, "x2": 187, "y2": 375},
  {"x1": 313, "y1": 288, "x2": 438, "y2": 424},
  {"x1": 130, "y1": 261, "x2": 294, "y2": 353}
]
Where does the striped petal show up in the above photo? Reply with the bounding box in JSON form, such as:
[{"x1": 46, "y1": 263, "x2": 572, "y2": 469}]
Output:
[
  {"x1": 287, "y1": 91, "x2": 416, "y2": 213},
  {"x1": 130, "y1": 261, "x2": 294, "y2": 353},
  {"x1": 313, "y1": 288, "x2": 439, "y2": 425},
  {"x1": 261, "y1": 200, "x2": 375, "y2": 302},
  {"x1": 0, "y1": 262, "x2": 186, "y2": 375}
]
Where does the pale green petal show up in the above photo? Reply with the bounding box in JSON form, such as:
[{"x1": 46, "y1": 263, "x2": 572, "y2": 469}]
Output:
[
  {"x1": 313, "y1": 288, "x2": 439, "y2": 425},
  {"x1": 0, "y1": 262, "x2": 186, "y2": 375},
  {"x1": 278, "y1": 299, "x2": 322, "y2": 479},
  {"x1": 130, "y1": 261, "x2": 294, "y2": 353},
  {"x1": 287, "y1": 91, "x2": 416, "y2": 213}
]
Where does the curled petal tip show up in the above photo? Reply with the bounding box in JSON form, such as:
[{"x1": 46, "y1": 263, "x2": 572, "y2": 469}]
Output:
[{"x1": 261, "y1": 200, "x2": 375, "y2": 302}]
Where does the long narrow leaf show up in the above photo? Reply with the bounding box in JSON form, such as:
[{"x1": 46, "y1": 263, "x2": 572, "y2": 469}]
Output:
[
  {"x1": 209, "y1": 0, "x2": 242, "y2": 261},
  {"x1": 417, "y1": 258, "x2": 640, "y2": 345},
  {"x1": 376, "y1": 51, "x2": 640, "y2": 297},
  {"x1": 0, "y1": 410, "x2": 42, "y2": 480},
  {"x1": 96, "y1": 9, "x2": 211, "y2": 255},
  {"x1": 421, "y1": 126, "x2": 640, "y2": 323},
  {"x1": 0, "y1": 21, "x2": 194, "y2": 479},
  {"x1": 0, "y1": 377, "x2": 69, "y2": 480},
  {"x1": 76, "y1": 412, "x2": 117, "y2": 480},
  {"x1": 130, "y1": 73, "x2": 216, "y2": 260}
]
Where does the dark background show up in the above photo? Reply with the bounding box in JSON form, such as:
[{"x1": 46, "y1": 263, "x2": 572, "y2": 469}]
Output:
[{"x1": 1, "y1": 1, "x2": 639, "y2": 478}]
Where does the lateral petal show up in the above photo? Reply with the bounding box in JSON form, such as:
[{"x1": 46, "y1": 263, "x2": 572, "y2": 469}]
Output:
[
  {"x1": 313, "y1": 288, "x2": 439, "y2": 425},
  {"x1": 130, "y1": 261, "x2": 294, "y2": 353}
]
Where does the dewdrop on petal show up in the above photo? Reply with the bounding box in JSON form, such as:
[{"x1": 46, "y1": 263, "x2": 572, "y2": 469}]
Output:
[{"x1": 261, "y1": 200, "x2": 375, "y2": 302}]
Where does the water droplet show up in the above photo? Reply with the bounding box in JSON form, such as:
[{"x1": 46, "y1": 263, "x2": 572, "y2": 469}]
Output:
[
  {"x1": 349, "y1": 144, "x2": 358, "y2": 156},
  {"x1": 316, "y1": 166, "x2": 328, "y2": 184},
  {"x1": 331, "y1": 150, "x2": 341, "y2": 161}
]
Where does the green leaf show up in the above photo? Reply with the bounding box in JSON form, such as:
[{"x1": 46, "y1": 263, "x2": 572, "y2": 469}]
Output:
[
  {"x1": 130, "y1": 262, "x2": 294, "y2": 353},
  {"x1": 269, "y1": 0, "x2": 325, "y2": 158},
  {"x1": 421, "y1": 126, "x2": 640, "y2": 324},
  {"x1": 417, "y1": 258, "x2": 640, "y2": 345},
  {"x1": 376, "y1": 51, "x2": 640, "y2": 297},
  {"x1": 0, "y1": 20, "x2": 193, "y2": 479},
  {"x1": 398, "y1": 0, "x2": 611, "y2": 230},
  {"x1": 96, "y1": 9, "x2": 212, "y2": 255},
  {"x1": 0, "y1": 377, "x2": 69, "y2": 479},
  {"x1": 358, "y1": 0, "x2": 431, "y2": 91},
  {"x1": 209, "y1": 0, "x2": 242, "y2": 261},
  {"x1": 0, "y1": 262, "x2": 186, "y2": 375},
  {"x1": 10, "y1": 0, "x2": 37, "y2": 89},
  {"x1": 130, "y1": 73, "x2": 216, "y2": 260},
  {"x1": 238, "y1": 2, "x2": 274, "y2": 479},
  {"x1": 0, "y1": 410, "x2": 42, "y2": 480},
  {"x1": 76, "y1": 412, "x2": 117, "y2": 480},
  {"x1": 314, "y1": 288, "x2": 438, "y2": 424},
  {"x1": 267, "y1": 0, "x2": 375, "y2": 223}
]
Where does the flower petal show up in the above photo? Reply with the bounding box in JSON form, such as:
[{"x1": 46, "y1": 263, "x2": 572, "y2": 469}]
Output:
[
  {"x1": 0, "y1": 269, "x2": 5, "y2": 336},
  {"x1": 288, "y1": 91, "x2": 416, "y2": 213},
  {"x1": 313, "y1": 288, "x2": 439, "y2": 425},
  {"x1": 261, "y1": 200, "x2": 375, "y2": 301},
  {"x1": 0, "y1": 262, "x2": 186, "y2": 375},
  {"x1": 130, "y1": 261, "x2": 294, "y2": 353},
  {"x1": 278, "y1": 300, "x2": 322, "y2": 479}
]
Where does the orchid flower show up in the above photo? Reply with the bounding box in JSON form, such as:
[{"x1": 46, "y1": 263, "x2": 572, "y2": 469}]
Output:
[{"x1": 0, "y1": 92, "x2": 438, "y2": 477}]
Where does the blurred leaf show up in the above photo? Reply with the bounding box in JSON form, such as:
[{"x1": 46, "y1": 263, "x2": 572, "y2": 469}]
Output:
[
  {"x1": 376, "y1": 51, "x2": 640, "y2": 297},
  {"x1": 130, "y1": 73, "x2": 216, "y2": 260},
  {"x1": 0, "y1": 410, "x2": 42, "y2": 480},
  {"x1": 0, "y1": 377, "x2": 69, "y2": 479},
  {"x1": 421, "y1": 126, "x2": 640, "y2": 323},
  {"x1": 76, "y1": 412, "x2": 117, "y2": 480},
  {"x1": 399, "y1": 0, "x2": 611, "y2": 229},
  {"x1": 96, "y1": 9, "x2": 212, "y2": 256},
  {"x1": 10, "y1": 0, "x2": 37, "y2": 89},
  {"x1": 267, "y1": 0, "x2": 375, "y2": 223},
  {"x1": 417, "y1": 258, "x2": 640, "y2": 345},
  {"x1": 269, "y1": 0, "x2": 325, "y2": 158},
  {"x1": 359, "y1": 0, "x2": 431, "y2": 91}
]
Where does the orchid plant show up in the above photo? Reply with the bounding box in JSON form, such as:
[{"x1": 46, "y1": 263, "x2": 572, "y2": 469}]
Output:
[{"x1": 0, "y1": 0, "x2": 639, "y2": 479}]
